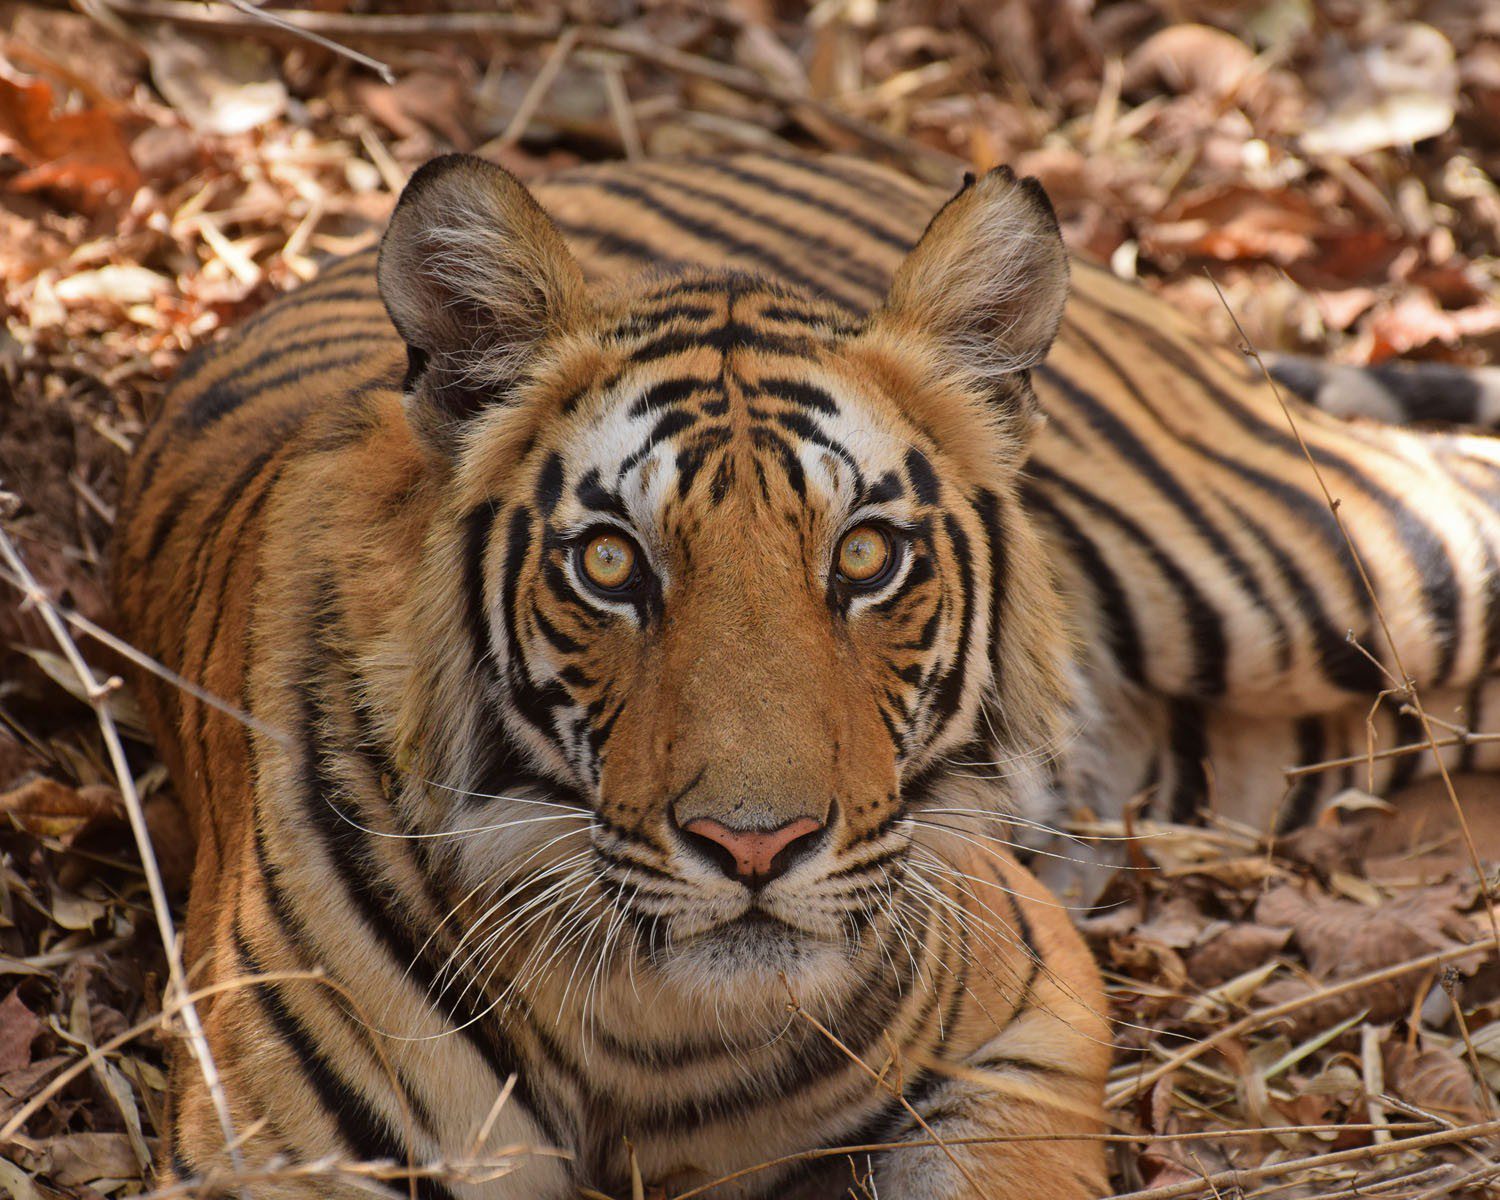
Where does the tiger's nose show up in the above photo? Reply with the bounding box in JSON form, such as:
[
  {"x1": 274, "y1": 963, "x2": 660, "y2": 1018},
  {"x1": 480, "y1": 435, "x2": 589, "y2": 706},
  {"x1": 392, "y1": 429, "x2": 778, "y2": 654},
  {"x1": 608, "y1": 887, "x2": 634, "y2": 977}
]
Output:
[{"x1": 679, "y1": 816, "x2": 825, "y2": 886}]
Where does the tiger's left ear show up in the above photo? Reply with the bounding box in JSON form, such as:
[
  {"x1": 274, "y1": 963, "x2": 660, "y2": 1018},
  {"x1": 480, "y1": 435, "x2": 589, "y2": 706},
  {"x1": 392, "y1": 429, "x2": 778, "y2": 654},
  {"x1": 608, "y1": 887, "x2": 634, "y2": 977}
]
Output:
[
  {"x1": 377, "y1": 154, "x2": 590, "y2": 456},
  {"x1": 871, "y1": 166, "x2": 1068, "y2": 411}
]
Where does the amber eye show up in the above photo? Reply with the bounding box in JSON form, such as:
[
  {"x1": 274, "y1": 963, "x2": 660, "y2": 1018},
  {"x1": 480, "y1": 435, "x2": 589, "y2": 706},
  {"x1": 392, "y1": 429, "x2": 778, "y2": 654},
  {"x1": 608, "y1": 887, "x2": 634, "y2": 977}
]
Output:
[
  {"x1": 836, "y1": 524, "x2": 894, "y2": 586},
  {"x1": 580, "y1": 531, "x2": 639, "y2": 592}
]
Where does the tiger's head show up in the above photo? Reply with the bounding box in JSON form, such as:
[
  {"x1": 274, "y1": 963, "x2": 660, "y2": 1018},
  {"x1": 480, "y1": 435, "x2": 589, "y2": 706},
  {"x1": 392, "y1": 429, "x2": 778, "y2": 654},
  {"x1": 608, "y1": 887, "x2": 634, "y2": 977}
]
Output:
[{"x1": 375, "y1": 155, "x2": 1072, "y2": 999}]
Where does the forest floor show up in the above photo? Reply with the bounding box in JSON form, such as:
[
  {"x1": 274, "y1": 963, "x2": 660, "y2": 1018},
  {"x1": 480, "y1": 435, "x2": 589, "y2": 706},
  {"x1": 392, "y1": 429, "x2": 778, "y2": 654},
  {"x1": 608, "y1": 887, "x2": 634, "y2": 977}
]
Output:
[{"x1": 3, "y1": 1, "x2": 1500, "y2": 1197}]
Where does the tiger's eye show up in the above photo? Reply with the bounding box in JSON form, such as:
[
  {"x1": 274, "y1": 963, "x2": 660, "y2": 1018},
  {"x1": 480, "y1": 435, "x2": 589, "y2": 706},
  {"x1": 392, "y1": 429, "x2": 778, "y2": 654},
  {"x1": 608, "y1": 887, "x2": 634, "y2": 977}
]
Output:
[
  {"x1": 837, "y1": 525, "x2": 892, "y2": 584},
  {"x1": 582, "y1": 533, "x2": 637, "y2": 591}
]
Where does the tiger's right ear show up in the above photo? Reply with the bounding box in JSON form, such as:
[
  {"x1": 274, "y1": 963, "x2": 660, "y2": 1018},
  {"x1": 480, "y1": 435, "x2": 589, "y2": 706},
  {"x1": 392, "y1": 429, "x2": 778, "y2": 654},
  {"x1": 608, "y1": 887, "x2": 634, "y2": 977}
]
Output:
[
  {"x1": 377, "y1": 154, "x2": 590, "y2": 456},
  {"x1": 867, "y1": 166, "x2": 1067, "y2": 428}
]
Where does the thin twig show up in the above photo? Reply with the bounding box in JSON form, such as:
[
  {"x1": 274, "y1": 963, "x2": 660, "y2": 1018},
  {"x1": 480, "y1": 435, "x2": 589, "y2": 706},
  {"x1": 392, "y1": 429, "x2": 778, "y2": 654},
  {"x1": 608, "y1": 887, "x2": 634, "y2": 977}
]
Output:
[
  {"x1": 217, "y1": 0, "x2": 395, "y2": 83},
  {"x1": 500, "y1": 28, "x2": 580, "y2": 147},
  {"x1": 1284, "y1": 730, "x2": 1500, "y2": 779}
]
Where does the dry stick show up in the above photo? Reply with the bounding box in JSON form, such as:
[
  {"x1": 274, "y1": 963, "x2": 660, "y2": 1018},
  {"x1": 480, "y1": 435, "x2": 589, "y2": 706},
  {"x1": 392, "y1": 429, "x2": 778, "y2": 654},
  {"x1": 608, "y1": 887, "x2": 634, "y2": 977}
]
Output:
[
  {"x1": 1284, "y1": 730, "x2": 1500, "y2": 779},
  {"x1": 217, "y1": 0, "x2": 396, "y2": 83},
  {"x1": 576, "y1": 27, "x2": 965, "y2": 184},
  {"x1": 95, "y1": 0, "x2": 966, "y2": 184},
  {"x1": 1107, "y1": 934, "x2": 1498, "y2": 1107},
  {"x1": 1107, "y1": 1118, "x2": 1500, "y2": 1200},
  {"x1": 1210, "y1": 275, "x2": 1500, "y2": 967},
  {"x1": 600, "y1": 59, "x2": 643, "y2": 161},
  {"x1": 498, "y1": 27, "x2": 581, "y2": 147},
  {"x1": 0, "y1": 526, "x2": 252, "y2": 1199},
  {"x1": 0, "y1": 562, "x2": 291, "y2": 747}
]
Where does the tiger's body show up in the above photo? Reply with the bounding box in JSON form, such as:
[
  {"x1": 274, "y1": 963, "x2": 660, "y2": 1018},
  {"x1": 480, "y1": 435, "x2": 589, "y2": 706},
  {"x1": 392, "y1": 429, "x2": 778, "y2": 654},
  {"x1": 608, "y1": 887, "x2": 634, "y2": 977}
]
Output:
[{"x1": 113, "y1": 152, "x2": 1500, "y2": 1199}]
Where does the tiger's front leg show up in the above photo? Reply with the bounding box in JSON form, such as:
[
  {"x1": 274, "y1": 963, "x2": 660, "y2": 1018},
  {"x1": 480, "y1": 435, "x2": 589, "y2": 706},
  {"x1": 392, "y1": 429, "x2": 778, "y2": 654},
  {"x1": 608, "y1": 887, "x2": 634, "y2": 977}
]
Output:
[{"x1": 869, "y1": 843, "x2": 1112, "y2": 1198}]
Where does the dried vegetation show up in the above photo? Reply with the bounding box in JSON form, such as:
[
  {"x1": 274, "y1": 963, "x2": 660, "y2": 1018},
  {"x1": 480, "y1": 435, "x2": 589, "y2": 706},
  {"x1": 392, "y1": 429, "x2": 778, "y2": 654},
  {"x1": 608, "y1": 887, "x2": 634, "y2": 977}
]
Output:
[{"x1": 3, "y1": 0, "x2": 1500, "y2": 1196}]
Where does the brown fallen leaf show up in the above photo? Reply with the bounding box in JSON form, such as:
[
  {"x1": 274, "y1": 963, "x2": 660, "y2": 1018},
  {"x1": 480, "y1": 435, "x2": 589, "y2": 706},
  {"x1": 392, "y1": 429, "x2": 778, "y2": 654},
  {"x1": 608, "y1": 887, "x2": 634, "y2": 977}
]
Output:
[
  {"x1": 1273, "y1": 816, "x2": 1374, "y2": 879},
  {"x1": 1187, "y1": 923, "x2": 1293, "y2": 988},
  {"x1": 0, "y1": 778, "x2": 124, "y2": 844},
  {"x1": 0, "y1": 67, "x2": 140, "y2": 212},
  {"x1": 1363, "y1": 291, "x2": 1500, "y2": 358},
  {"x1": 1383, "y1": 1037, "x2": 1486, "y2": 1122},
  {"x1": 1124, "y1": 24, "x2": 1257, "y2": 104},
  {"x1": 1256, "y1": 882, "x2": 1478, "y2": 979},
  {"x1": 1146, "y1": 186, "x2": 1324, "y2": 265},
  {"x1": 140, "y1": 27, "x2": 287, "y2": 137},
  {"x1": 1302, "y1": 23, "x2": 1459, "y2": 157},
  {"x1": 40, "y1": 1132, "x2": 140, "y2": 1187},
  {"x1": 0, "y1": 988, "x2": 43, "y2": 1074}
]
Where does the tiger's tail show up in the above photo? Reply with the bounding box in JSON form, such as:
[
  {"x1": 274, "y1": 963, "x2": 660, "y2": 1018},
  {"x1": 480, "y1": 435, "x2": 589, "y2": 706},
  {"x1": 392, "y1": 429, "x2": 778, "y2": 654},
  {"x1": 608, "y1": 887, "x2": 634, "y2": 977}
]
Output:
[{"x1": 1268, "y1": 354, "x2": 1500, "y2": 429}]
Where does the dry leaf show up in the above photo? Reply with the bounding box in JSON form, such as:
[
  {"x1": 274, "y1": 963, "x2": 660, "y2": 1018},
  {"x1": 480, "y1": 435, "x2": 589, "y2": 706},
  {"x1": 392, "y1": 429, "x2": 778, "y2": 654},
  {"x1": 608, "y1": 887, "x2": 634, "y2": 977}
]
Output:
[
  {"x1": 1124, "y1": 24, "x2": 1257, "y2": 103},
  {"x1": 0, "y1": 988, "x2": 43, "y2": 1074},
  {"x1": 0, "y1": 67, "x2": 140, "y2": 212},
  {"x1": 1273, "y1": 819, "x2": 1373, "y2": 879},
  {"x1": 1302, "y1": 23, "x2": 1458, "y2": 157},
  {"x1": 1383, "y1": 1038, "x2": 1485, "y2": 1122},
  {"x1": 1364, "y1": 291, "x2": 1500, "y2": 357},
  {"x1": 142, "y1": 26, "x2": 288, "y2": 136},
  {"x1": 42, "y1": 1133, "x2": 140, "y2": 1187},
  {"x1": 1256, "y1": 882, "x2": 1478, "y2": 979},
  {"x1": 1146, "y1": 186, "x2": 1323, "y2": 264},
  {"x1": 1187, "y1": 924, "x2": 1293, "y2": 988},
  {"x1": 0, "y1": 778, "x2": 124, "y2": 843}
]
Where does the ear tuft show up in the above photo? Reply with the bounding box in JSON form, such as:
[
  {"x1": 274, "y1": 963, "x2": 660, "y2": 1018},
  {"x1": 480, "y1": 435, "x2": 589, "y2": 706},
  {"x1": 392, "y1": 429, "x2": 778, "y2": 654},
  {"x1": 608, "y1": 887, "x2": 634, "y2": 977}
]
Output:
[
  {"x1": 377, "y1": 154, "x2": 588, "y2": 456},
  {"x1": 877, "y1": 166, "x2": 1068, "y2": 410}
]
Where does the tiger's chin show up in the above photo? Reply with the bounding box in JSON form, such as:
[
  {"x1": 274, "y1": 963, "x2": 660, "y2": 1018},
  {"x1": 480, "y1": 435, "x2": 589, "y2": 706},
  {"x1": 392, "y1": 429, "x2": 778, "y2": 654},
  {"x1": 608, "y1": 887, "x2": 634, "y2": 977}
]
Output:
[{"x1": 658, "y1": 910, "x2": 860, "y2": 1000}]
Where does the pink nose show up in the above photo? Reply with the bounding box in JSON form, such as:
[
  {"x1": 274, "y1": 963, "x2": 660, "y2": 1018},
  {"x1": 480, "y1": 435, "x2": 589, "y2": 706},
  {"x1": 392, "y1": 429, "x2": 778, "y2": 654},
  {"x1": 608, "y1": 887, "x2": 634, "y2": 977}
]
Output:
[{"x1": 680, "y1": 816, "x2": 825, "y2": 884}]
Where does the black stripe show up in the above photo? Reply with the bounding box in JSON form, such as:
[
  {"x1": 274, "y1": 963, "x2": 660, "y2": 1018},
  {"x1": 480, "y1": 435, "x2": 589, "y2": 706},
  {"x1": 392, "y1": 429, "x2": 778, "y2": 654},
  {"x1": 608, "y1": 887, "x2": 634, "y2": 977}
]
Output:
[
  {"x1": 928, "y1": 514, "x2": 976, "y2": 731},
  {"x1": 461, "y1": 500, "x2": 501, "y2": 677},
  {"x1": 752, "y1": 376, "x2": 840, "y2": 416},
  {"x1": 555, "y1": 175, "x2": 868, "y2": 309},
  {"x1": 1033, "y1": 461, "x2": 1228, "y2": 696},
  {"x1": 233, "y1": 924, "x2": 459, "y2": 1200},
  {"x1": 634, "y1": 163, "x2": 894, "y2": 295},
  {"x1": 1213, "y1": 489, "x2": 1384, "y2": 695},
  {"x1": 1075, "y1": 291, "x2": 1463, "y2": 683},
  {"x1": 1281, "y1": 717, "x2": 1326, "y2": 831},
  {"x1": 1166, "y1": 699, "x2": 1208, "y2": 821},
  {"x1": 1040, "y1": 360, "x2": 1292, "y2": 666},
  {"x1": 1022, "y1": 483, "x2": 1146, "y2": 685},
  {"x1": 693, "y1": 157, "x2": 917, "y2": 253}
]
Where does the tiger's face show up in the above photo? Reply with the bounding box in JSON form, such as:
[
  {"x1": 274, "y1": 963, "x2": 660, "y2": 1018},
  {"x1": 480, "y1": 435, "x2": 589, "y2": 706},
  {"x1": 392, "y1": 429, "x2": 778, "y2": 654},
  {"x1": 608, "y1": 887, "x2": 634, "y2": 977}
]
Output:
[{"x1": 378, "y1": 156, "x2": 1072, "y2": 997}]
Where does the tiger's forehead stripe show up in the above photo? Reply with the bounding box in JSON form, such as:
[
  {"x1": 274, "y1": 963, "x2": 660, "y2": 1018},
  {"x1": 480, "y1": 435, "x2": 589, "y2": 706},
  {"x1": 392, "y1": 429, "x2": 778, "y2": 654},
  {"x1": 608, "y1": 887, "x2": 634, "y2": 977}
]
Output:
[{"x1": 548, "y1": 276, "x2": 908, "y2": 522}]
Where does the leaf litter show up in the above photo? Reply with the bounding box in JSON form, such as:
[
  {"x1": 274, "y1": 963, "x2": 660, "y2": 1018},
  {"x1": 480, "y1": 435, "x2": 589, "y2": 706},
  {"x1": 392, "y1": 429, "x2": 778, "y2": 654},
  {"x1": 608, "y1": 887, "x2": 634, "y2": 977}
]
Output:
[{"x1": 1, "y1": 0, "x2": 1499, "y2": 1196}]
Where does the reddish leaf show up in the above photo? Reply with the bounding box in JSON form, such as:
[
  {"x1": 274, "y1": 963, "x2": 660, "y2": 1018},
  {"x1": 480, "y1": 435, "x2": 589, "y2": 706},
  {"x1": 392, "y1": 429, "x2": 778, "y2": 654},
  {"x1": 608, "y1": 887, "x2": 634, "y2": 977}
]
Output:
[{"x1": 0, "y1": 68, "x2": 140, "y2": 212}]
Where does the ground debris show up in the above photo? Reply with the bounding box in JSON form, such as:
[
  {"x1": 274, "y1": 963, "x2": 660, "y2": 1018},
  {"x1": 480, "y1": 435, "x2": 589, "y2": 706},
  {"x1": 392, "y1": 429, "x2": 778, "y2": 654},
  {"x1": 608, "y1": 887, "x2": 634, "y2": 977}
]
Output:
[{"x1": 2, "y1": 2, "x2": 1498, "y2": 1197}]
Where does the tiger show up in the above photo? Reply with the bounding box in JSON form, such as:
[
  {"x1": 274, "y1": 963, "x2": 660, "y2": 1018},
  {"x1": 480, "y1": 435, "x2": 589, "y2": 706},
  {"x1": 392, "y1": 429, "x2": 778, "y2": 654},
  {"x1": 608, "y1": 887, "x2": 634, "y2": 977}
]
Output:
[
  {"x1": 110, "y1": 151, "x2": 1500, "y2": 1198},
  {"x1": 113, "y1": 155, "x2": 1110, "y2": 1200}
]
